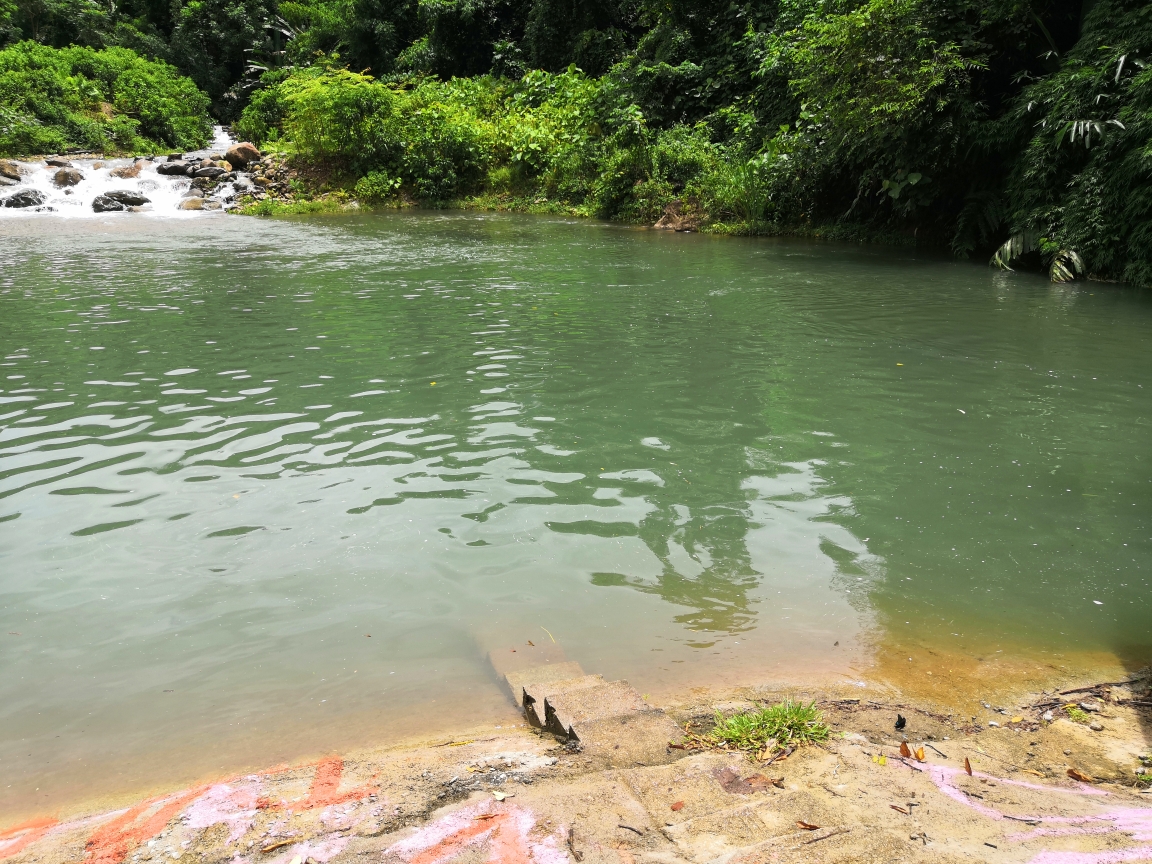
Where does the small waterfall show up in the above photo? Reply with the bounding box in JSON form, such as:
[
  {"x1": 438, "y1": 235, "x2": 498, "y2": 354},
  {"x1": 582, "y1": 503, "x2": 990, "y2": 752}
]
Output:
[{"x1": 0, "y1": 126, "x2": 248, "y2": 219}]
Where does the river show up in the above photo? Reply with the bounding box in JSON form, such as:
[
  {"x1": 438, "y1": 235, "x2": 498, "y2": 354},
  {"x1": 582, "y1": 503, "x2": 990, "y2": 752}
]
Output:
[{"x1": 1, "y1": 212, "x2": 1149, "y2": 819}]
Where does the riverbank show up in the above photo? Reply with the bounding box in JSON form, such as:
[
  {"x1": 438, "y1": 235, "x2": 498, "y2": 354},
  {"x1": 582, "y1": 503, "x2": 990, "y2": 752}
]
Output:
[{"x1": 4, "y1": 660, "x2": 1150, "y2": 864}]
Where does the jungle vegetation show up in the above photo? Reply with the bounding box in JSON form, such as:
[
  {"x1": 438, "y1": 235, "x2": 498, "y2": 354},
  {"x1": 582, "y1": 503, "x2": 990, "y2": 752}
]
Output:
[{"x1": 1, "y1": 0, "x2": 1149, "y2": 284}]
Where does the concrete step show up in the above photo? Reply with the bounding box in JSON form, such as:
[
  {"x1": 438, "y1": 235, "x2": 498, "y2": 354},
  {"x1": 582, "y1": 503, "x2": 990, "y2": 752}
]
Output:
[
  {"x1": 503, "y1": 660, "x2": 587, "y2": 711},
  {"x1": 521, "y1": 673, "x2": 606, "y2": 728},
  {"x1": 544, "y1": 679, "x2": 649, "y2": 738}
]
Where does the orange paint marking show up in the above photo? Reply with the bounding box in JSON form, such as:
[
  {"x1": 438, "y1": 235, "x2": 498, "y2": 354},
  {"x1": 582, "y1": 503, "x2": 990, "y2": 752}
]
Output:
[
  {"x1": 300, "y1": 757, "x2": 374, "y2": 810},
  {"x1": 486, "y1": 814, "x2": 532, "y2": 864},
  {"x1": 85, "y1": 787, "x2": 205, "y2": 864},
  {"x1": 0, "y1": 817, "x2": 59, "y2": 860},
  {"x1": 407, "y1": 812, "x2": 515, "y2": 864}
]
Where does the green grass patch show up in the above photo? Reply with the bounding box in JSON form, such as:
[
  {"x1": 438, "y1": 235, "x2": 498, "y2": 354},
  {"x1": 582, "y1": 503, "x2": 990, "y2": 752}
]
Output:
[
  {"x1": 234, "y1": 196, "x2": 350, "y2": 217},
  {"x1": 707, "y1": 700, "x2": 831, "y2": 755},
  {"x1": 1064, "y1": 705, "x2": 1091, "y2": 724}
]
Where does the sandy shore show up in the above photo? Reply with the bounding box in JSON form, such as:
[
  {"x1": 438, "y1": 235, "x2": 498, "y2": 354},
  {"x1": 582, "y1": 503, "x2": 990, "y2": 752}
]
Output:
[{"x1": 3, "y1": 660, "x2": 1151, "y2": 864}]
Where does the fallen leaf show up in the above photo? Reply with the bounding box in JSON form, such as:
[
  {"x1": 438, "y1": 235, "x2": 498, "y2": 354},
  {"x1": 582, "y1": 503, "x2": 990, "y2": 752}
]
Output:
[
  {"x1": 899, "y1": 742, "x2": 912, "y2": 758},
  {"x1": 670, "y1": 801, "x2": 684, "y2": 811},
  {"x1": 964, "y1": 757, "x2": 973, "y2": 776},
  {"x1": 797, "y1": 821, "x2": 820, "y2": 831},
  {"x1": 1010, "y1": 716, "x2": 1023, "y2": 724},
  {"x1": 527, "y1": 640, "x2": 535, "y2": 646},
  {"x1": 1067, "y1": 768, "x2": 1094, "y2": 783},
  {"x1": 890, "y1": 805, "x2": 909, "y2": 815},
  {"x1": 914, "y1": 746, "x2": 925, "y2": 762},
  {"x1": 474, "y1": 814, "x2": 496, "y2": 821},
  {"x1": 1024, "y1": 769, "x2": 1045, "y2": 777}
]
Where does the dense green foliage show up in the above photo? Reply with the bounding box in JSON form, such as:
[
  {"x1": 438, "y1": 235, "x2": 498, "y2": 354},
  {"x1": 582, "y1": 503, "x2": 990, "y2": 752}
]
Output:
[
  {"x1": 0, "y1": 41, "x2": 210, "y2": 154},
  {"x1": 2, "y1": 0, "x2": 1149, "y2": 283}
]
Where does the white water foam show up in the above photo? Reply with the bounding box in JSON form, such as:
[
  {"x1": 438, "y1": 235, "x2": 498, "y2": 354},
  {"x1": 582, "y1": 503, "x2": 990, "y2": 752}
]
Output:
[{"x1": 0, "y1": 125, "x2": 241, "y2": 219}]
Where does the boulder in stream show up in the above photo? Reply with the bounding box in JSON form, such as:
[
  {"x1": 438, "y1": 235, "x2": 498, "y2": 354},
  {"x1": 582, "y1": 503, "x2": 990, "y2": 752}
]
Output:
[
  {"x1": 0, "y1": 159, "x2": 20, "y2": 181},
  {"x1": 3, "y1": 189, "x2": 46, "y2": 208},
  {"x1": 92, "y1": 190, "x2": 150, "y2": 212},
  {"x1": 225, "y1": 142, "x2": 261, "y2": 169},
  {"x1": 157, "y1": 161, "x2": 191, "y2": 176},
  {"x1": 53, "y1": 167, "x2": 83, "y2": 187},
  {"x1": 194, "y1": 166, "x2": 227, "y2": 179},
  {"x1": 178, "y1": 198, "x2": 204, "y2": 210},
  {"x1": 110, "y1": 161, "x2": 144, "y2": 179},
  {"x1": 45, "y1": 157, "x2": 73, "y2": 167}
]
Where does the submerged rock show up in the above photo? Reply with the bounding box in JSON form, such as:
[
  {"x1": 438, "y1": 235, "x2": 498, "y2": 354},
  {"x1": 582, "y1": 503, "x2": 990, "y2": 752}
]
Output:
[
  {"x1": 0, "y1": 159, "x2": 20, "y2": 181},
  {"x1": 53, "y1": 167, "x2": 83, "y2": 187},
  {"x1": 3, "y1": 189, "x2": 46, "y2": 208},
  {"x1": 226, "y1": 142, "x2": 261, "y2": 169}
]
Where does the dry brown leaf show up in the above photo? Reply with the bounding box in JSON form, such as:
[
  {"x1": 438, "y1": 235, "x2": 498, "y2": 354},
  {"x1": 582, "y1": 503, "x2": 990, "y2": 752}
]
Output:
[
  {"x1": 670, "y1": 801, "x2": 684, "y2": 811},
  {"x1": 527, "y1": 640, "x2": 535, "y2": 646},
  {"x1": 890, "y1": 804, "x2": 909, "y2": 815},
  {"x1": 1067, "y1": 768, "x2": 1094, "y2": 783},
  {"x1": 899, "y1": 742, "x2": 912, "y2": 758},
  {"x1": 914, "y1": 746, "x2": 926, "y2": 762},
  {"x1": 474, "y1": 814, "x2": 496, "y2": 821},
  {"x1": 964, "y1": 757, "x2": 973, "y2": 776},
  {"x1": 797, "y1": 821, "x2": 821, "y2": 831}
]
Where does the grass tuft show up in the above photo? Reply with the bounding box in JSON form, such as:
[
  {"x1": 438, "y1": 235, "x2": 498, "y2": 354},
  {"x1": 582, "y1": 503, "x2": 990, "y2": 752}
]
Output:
[
  {"x1": 1064, "y1": 705, "x2": 1091, "y2": 725},
  {"x1": 707, "y1": 700, "x2": 830, "y2": 755}
]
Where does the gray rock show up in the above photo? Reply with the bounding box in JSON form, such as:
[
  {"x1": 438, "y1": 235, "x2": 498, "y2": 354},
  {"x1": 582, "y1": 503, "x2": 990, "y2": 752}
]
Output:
[
  {"x1": 167, "y1": 153, "x2": 185, "y2": 161},
  {"x1": 92, "y1": 190, "x2": 150, "y2": 212},
  {"x1": 0, "y1": 177, "x2": 18, "y2": 187},
  {"x1": 178, "y1": 198, "x2": 204, "y2": 210},
  {"x1": 194, "y1": 166, "x2": 227, "y2": 179},
  {"x1": 92, "y1": 194, "x2": 127, "y2": 212},
  {"x1": 105, "y1": 190, "x2": 150, "y2": 206},
  {"x1": 0, "y1": 159, "x2": 20, "y2": 181},
  {"x1": 157, "y1": 161, "x2": 190, "y2": 176},
  {"x1": 53, "y1": 167, "x2": 83, "y2": 187},
  {"x1": 2, "y1": 189, "x2": 46, "y2": 208},
  {"x1": 45, "y1": 157, "x2": 73, "y2": 167}
]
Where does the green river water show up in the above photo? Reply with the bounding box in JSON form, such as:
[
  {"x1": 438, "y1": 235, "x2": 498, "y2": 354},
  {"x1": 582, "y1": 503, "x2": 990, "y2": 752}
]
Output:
[{"x1": 1, "y1": 212, "x2": 1150, "y2": 817}]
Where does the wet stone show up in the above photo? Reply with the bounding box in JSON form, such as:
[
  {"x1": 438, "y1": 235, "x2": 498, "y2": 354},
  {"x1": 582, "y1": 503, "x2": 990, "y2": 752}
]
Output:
[{"x1": 3, "y1": 189, "x2": 46, "y2": 208}]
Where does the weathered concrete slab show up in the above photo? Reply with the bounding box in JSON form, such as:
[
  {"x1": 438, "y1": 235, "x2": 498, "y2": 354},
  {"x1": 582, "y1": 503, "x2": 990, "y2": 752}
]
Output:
[
  {"x1": 505, "y1": 662, "x2": 587, "y2": 711},
  {"x1": 523, "y1": 674, "x2": 606, "y2": 727},
  {"x1": 544, "y1": 680, "x2": 648, "y2": 738}
]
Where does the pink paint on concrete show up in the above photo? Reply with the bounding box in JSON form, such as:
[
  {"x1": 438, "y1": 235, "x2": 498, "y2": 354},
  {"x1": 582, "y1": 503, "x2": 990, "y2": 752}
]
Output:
[
  {"x1": 183, "y1": 783, "x2": 262, "y2": 844},
  {"x1": 1026, "y1": 848, "x2": 1152, "y2": 864},
  {"x1": 386, "y1": 801, "x2": 566, "y2": 864}
]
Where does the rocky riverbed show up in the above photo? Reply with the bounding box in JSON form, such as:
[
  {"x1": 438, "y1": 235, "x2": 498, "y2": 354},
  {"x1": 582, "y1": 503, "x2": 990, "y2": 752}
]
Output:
[{"x1": 0, "y1": 139, "x2": 302, "y2": 216}]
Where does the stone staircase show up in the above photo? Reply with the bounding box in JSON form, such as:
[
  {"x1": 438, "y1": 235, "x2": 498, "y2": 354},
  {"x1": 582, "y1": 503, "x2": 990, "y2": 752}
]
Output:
[{"x1": 490, "y1": 642, "x2": 683, "y2": 767}]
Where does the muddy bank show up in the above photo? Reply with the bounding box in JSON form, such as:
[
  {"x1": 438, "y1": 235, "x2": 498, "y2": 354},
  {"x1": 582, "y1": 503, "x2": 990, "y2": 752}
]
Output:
[{"x1": 3, "y1": 665, "x2": 1151, "y2": 864}]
